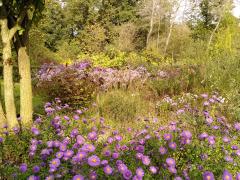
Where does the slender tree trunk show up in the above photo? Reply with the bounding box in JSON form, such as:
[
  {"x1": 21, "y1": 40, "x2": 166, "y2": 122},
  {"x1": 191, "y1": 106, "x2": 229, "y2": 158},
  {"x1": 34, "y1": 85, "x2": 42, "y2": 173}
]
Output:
[
  {"x1": 0, "y1": 19, "x2": 18, "y2": 128},
  {"x1": 164, "y1": 21, "x2": 174, "y2": 57},
  {"x1": 207, "y1": 16, "x2": 222, "y2": 50},
  {"x1": 146, "y1": 0, "x2": 155, "y2": 48},
  {"x1": 18, "y1": 46, "x2": 33, "y2": 125},
  {"x1": 156, "y1": 14, "x2": 161, "y2": 52}
]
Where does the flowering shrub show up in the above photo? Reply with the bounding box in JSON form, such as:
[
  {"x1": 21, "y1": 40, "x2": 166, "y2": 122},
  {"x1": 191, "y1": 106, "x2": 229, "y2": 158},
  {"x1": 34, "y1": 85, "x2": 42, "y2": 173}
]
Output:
[
  {"x1": 0, "y1": 93, "x2": 239, "y2": 179},
  {"x1": 36, "y1": 62, "x2": 151, "y2": 93},
  {"x1": 36, "y1": 62, "x2": 98, "y2": 106}
]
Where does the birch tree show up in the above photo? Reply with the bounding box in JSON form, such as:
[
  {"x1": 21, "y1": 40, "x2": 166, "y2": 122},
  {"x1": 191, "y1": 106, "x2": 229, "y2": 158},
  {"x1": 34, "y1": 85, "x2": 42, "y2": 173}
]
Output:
[{"x1": 0, "y1": 0, "x2": 44, "y2": 128}]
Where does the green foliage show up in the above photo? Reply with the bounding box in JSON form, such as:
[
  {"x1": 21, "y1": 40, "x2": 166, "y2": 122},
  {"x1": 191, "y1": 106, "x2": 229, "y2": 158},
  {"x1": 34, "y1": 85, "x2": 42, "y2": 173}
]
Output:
[
  {"x1": 149, "y1": 65, "x2": 204, "y2": 97},
  {"x1": 98, "y1": 90, "x2": 146, "y2": 121},
  {"x1": 37, "y1": 68, "x2": 97, "y2": 107}
]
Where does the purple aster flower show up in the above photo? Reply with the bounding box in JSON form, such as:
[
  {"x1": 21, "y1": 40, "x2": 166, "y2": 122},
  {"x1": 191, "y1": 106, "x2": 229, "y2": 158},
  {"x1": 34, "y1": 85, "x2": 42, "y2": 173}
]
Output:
[
  {"x1": 135, "y1": 145, "x2": 144, "y2": 153},
  {"x1": 174, "y1": 177, "x2": 182, "y2": 180},
  {"x1": 53, "y1": 140, "x2": 60, "y2": 147},
  {"x1": 13, "y1": 127, "x2": 20, "y2": 134},
  {"x1": 63, "y1": 116, "x2": 70, "y2": 121},
  {"x1": 59, "y1": 143, "x2": 67, "y2": 151},
  {"x1": 103, "y1": 149, "x2": 111, "y2": 157},
  {"x1": 27, "y1": 175, "x2": 39, "y2": 180},
  {"x1": 89, "y1": 171, "x2": 97, "y2": 180},
  {"x1": 101, "y1": 160, "x2": 108, "y2": 166},
  {"x1": 142, "y1": 155, "x2": 150, "y2": 166},
  {"x1": 203, "y1": 171, "x2": 215, "y2": 180},
  {"x1": 88, "y1": 155, "x2": 100, "y2": 167},
  {"x1": 232, "y1": 145, "x2": 238, "y2": 150},
  {"x1": 62, "y1": 137, "x2": 70, "y2": 144},
  {"x1": 88, "y1": 131, "x2": 97, "y2": 141},
  {"x1": 199, "y1": 132, "x2": 208, "y2": 140},
  {"x1": 208, "y1": 136, "x2": 216, "y2": 145},
  {"x1": 168, "y1": 166, "x2": 177, "y2": 174},
  {"x1": 19, "y1": 163, "x2": 28, "y2": 173},
  {"x1": 76, "y1": 110, "x2": 83, "y2": 114},
  {"x1": 149, "y1": 166, "x2": 157, "y2": 174},
  {"x1": 0, "y1": 137, "x2": 3, "y2": 143},
  {"x1": 72, "y1": 174, "x2": 84, "y2": 180},
  {"x1": 76, "y1": 135, "x2": 85, "y2": 145},
  {"x1": 180, "y1": 130, "x2": 192, "y2": 144},
  {"x1": 49, "y1": 166, "x2": 57, "y2": 173},
  {"x1": 203, "y1": 101, "x2": 210, "y2": 106},
  {"x1": 31, "y1": 139, "x2": 38, "y2": 145},
  {"x1": 139, "y1": 139, "x2": 145, "y2": 145},
  {"x1": 104, "y1": 165, "x2": 113, "y2": 175},
  {"x1": 32, "y1": 166, "x2": 40, "y2": 173},
  {"x1": 30, "y1": 145, "x2": 37, "y2": 152},
  {"x1": 31, "y1": 127, "x2": 40, "y2": 136},
  {"x1": 234, "y1": 123, "x2": 240, "y2": 131},
  {"x1": 70, "y1": 129, "x2": 79, "y2": 137},
  {"x1": 45, "y1": 175, "x2": 54, "y2": 180},
  {"x1": 224, "y1": 156, "x2": 233, "y2": 163},
  {"x1": 136, "y1": 167, "x2": 144, "y2": 177},
  {"x1": 116, "y1": 160, "x2": 123, "y2": 165},
  {"x1": 112, "y1": 152, "x2": 119, "y2": 159},
  {"x1": 163, "y1": 134, "x2": 172, "y2": 141},
  {"x1": 222, "y1": 170, "x2": 232, "y2": 180},
  {"x1": 166, "y1": 158, "x2": 176, "y2": 167},
  {"x1": 236, "y1": 173, "x2": 240, "y2": 180},
  {"x1": 81, "y1": 144, "x2": 95, "y2": 152},
  {"x1": 56, "y1": 151, "x2": 64, "y2": 159},
  {"x1": 47, "y1": 141, "x2": 54, "y2": 148},
  {"x1": 77, "y1": 151, "x2": 87, "y2": 160},
  {"x1": 107, "y1": 137, "x2": 114, "y2": 144},
  {"x1": 73, "y1": 115, "x2": 80, "y2": 120},
  {"x1": 115, "y1": 135, "x2": 123, "y2": 141},
  {"x1": 200, "y1": 153, "x2": 208, "y2": 161},
  {"x1": 132, "y1": 175, "x2": 143, "y2": 180},
  {"x1": 159, "y1": 147, "x2": 167, "y2": 155},
  {"x1": 236, "y1": 150, "x2": 240, "y2": 156},
  {"x1": 136, "y1": 153, "x2": 143, "y2": 160},
  {"x1": 169, "y1": 142, "x2": 177, "y2": 150},
  {"x1": 201, "y1": 93, "x2": 208, "y2": 98},
  {"x1": 118, "y1": 163, "x2": 127, "y2": 173},
  {"x1": 123, "y1": 169, "x2": 132, "y2": 180},
  {"x1": 64, "y1": 150, "x2": 74, "y2": 158},
  {"x1": 49, "y1": 158, "x2": 60, "y2": 168},
  {"x1": 223, "y1": 136, "x2": 231, "y2": 143}
]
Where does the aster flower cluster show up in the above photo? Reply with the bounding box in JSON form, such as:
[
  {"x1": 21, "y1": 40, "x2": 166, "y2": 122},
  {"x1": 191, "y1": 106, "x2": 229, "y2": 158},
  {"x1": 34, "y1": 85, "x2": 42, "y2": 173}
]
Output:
[
  {"x1": 0, "y1": 93, "x2": 239, "y2": 179},
  {"x1": 36, "y1": 62, "x2": 159, "y2": 91}
]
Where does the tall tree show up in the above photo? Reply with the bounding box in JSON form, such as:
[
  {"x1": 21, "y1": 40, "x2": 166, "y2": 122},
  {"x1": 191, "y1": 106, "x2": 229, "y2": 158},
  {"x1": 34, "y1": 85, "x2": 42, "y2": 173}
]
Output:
[{"x1": 0, "y1": 0, "x2": 44, "y2": 128}]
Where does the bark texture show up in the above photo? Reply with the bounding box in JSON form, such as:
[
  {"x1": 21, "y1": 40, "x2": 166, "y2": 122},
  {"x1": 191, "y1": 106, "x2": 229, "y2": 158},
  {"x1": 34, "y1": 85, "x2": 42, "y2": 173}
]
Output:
[
  {"x1": 0, "y1": 19, "x2": 18, "y2": 128},
  {"x1": 18, "y1": 47, "x2": 33, "y2": 125}
]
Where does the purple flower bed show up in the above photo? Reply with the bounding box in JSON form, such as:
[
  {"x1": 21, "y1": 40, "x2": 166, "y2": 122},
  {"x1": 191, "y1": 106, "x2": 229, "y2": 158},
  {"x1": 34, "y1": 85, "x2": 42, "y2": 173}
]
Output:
[
  {"x1": 0, "y1": 93, "x2": 239, "y2": 179},
  {"x1": 36, "y1": 61, "x2": 152, "y2": 91}
]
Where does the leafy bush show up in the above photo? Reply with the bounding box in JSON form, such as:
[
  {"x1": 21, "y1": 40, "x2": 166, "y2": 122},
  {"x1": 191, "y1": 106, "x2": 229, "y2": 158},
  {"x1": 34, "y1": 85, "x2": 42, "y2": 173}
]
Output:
[
  {"x1": 37, "y1": 62, "x2": 97, "y2": 107},
  {"x1": 98, "y1": 90, "x2": 145, "y2": 121},
  {"x1": 149, "y1": 65, "x2": 204, "y2": 97}
]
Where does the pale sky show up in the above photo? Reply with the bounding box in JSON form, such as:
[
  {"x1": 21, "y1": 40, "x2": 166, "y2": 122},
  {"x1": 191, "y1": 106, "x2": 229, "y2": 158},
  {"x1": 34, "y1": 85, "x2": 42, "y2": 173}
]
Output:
[
  {"x1": 233, "y1": 0, "x2": 240, "y2": 18},
  {"x1": 175, "y1": 0, "x2": 240, "y2": 22}
]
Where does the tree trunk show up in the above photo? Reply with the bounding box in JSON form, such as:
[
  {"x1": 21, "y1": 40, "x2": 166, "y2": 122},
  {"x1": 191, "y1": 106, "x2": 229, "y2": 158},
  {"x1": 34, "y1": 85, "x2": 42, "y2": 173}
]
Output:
[
  {"x1": 0, "y1": 101, "x2": 6, "y2": 129},
  {"x1": 207, "y1": 15, "x2": 222, "y2": 50},
  {"x1": 146, "y1": 0, "x2": 155, "y2": 48},
  {"x1": 164, "y1": 21, "x2": 174, "y2": 57},
  {"x1": 0, "y1": 19, "x2": 18, "y2": 128},
  {"x1": 18, "y1": 46, "x2": 33, "y2": 125},
  {"x1": 156, "y1": 13, "x2": 161, "y2": 52}
]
